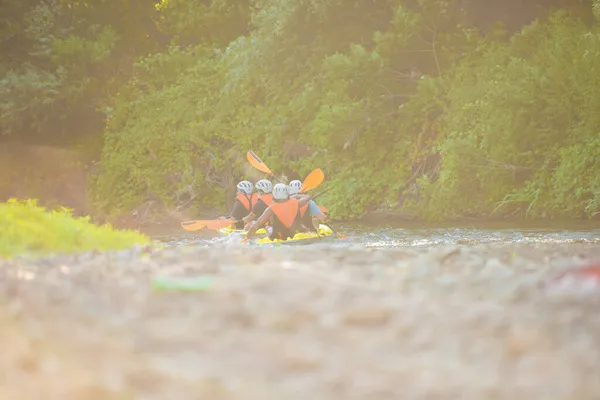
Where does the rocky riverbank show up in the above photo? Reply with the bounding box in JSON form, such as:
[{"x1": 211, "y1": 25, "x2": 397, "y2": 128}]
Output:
[{"x1": 2, "y1": 242, "x2": 600, "y2": 399}]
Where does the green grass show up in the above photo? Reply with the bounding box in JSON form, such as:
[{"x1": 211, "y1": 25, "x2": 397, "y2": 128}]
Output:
[{"x1": 0, "y1": 198, "x2": 149, "y2": 258}]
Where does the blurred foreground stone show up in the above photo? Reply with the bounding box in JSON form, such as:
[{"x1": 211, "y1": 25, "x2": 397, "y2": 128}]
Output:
[{"x1": 1, "y1": 243, "x2": 600, "y2": 399}]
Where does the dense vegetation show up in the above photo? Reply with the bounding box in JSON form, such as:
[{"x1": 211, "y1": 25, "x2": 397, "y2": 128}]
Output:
[
  {"x1": 2, "y1": 0, "x2": 599, "y2": 221},
  {"x1": 0, "y1": 199, "x2": 148, "y2": 258}
]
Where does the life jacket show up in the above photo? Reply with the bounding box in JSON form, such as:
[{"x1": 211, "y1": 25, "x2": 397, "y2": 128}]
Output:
[
  {"x1": 269, "y1": 198, "x2": 299, "y2": 228},
  {"x1": 251, "y1": 193, "x2": 258, "y2": 207},
  {"x1": 269, "y1": 199, "x2": 301, "y2": 239},
  {"x1": 236, "y1": 193, "x2": 253, "y2": 211},
  {"x1": 259, "y1": 193, "x2": 273, "y2": 207}
]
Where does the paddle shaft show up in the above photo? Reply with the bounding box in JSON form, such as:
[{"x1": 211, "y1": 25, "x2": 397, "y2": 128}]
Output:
[
  {"x1": 310, "y1": 188, "x2": 329, "y2": 201},
  {"x1": 324, "y1": 223, "x2": 348, "y2": 239}
]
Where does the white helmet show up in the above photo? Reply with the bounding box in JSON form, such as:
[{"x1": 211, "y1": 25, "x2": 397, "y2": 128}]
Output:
[
  {"x1": 236, "y1": 180, "x2": 254, "y2": 195},
  {"x1": 272, "y1": 183, "x2": 289, "y2": 201},
  {"x1": 255, "y1": 179, "x2": 273, "y2": 194},
  {"x1": 288, "y1": 180, "x2": 302, "y2": 196}
]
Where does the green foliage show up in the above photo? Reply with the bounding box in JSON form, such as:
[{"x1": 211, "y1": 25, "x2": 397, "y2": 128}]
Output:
[
  {"x1": 156, "y1": 0, "x2": 251, "y2": 46},
  {"x1": 0, "y1": 199, "x2": 149, "y2": 258},
  {"x1": 414, "y1": 11, "x2": 600, "y2": 220},
  {"x1": 93, "y1": 0, "x2": 469, "y2": 218},
  {"x1": 92, "y1": 46, "x2": 230, "y2": 214},
  {"x1": 4, "y1": 0, "x2": 598, "y2": 222},
  {"x1": 0, "y1": 67, "x2": 63, "y2": 136},
  {"x1": 0, "y1": 0, "x2": 161, "y2": 143}
]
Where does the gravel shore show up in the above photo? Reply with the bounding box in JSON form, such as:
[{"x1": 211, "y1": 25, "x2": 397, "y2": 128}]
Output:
[{"x1": 2, "y1": 242, "x2": 600, "y2": 399}]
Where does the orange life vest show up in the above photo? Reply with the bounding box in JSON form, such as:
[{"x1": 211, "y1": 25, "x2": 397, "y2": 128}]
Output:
[
  {"x1": 236, "y1": 193, "x2": 253, "y2": 211},
  {"x1": 269, "y1": 198, "x2": 300, "y2": 228},
  {"x1": 259, "y1": 193, "x2": 273, "y2": 207}
]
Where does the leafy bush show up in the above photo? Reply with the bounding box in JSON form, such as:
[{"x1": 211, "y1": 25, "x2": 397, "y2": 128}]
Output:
[
  {"x1": 92, "y1": 0, "x2": 466, "y2": 219},
  {"x1": 85, "y1": 1, "x2": 599, "y2": 222},
  {"x1": 0, "y1": 199, "x2": 149, "y2": 258},
  {"x1": 415, "y1": 11, "x2": 600, "y2": 220},
  {"x1": 0, "y1": 0, "x2": 161, "y2": 142}
]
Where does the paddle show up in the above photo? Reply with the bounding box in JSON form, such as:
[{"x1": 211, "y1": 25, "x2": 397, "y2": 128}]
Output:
[
  {"x1": 324, "y1": 223, "x2": 349, "y2": 239},
  {"x1": 310, "y1": 188, "x2": 329, "y2": 201},
  {"x1": 299, "y1": 168, "x2": 324, "y2": 193},
  {"x1": 308, "y1": 189, "x2": 330, "y2": 239},
  {"x1": 181, "y1": 219, "x2": 236, "y2": 231},
  {"x1": 247, "y1": 150, "x2": 281, "y2": 182},
  {"x1": 247, "y1": 150, "x2": 326, "y2": 191},
  {"x1": 304, "y1": 189, "x2": 338, "y2": 239}
]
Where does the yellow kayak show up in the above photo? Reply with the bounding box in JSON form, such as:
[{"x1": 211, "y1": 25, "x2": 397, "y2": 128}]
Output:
[
  {"x1": 218, "y1": 226, "x2": 267, "y2": 236},
  {"x1": 255, "y1": 224, "x2": 334, "y2": 245}
]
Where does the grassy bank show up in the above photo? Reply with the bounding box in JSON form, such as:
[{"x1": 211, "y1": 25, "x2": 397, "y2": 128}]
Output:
[{"x1": 0, "y1": 199, "x2": 149, "y2": 258}]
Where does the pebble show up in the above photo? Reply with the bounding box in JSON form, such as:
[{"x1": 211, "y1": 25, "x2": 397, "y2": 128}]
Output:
[
  {"x1": 279, "y1": 346, "x2": 323, "y2": 372},
  {"x1": 341, "y1": 306, "x2": 392, "y2": 327}
]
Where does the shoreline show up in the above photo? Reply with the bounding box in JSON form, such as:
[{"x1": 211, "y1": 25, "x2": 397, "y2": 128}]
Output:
[{"x1": 129, "y1": 210, "x2": 600, "y2": 238}]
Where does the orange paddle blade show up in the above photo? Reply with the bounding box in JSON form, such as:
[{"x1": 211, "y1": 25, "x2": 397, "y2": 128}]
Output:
[
  {"x1": 181, "y1": 220, "x2": 206, "y2": 231},
  {"x1": 247, "y1": 150, "x2": 274, "y2": 176},
  {"x1": 181, "y1": 219, "x2": 236, "y2": 231},
  {"x1": 318, "y1": 205, "x2": 328, "y2": 213},
  {"x1": 300, "y1": 168, "x2": 324, "y2": 192}
]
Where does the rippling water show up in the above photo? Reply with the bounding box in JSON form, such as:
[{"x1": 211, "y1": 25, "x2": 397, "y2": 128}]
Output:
[{"x1": 149, "y1": 220, "x2": 600, "y2": 249}]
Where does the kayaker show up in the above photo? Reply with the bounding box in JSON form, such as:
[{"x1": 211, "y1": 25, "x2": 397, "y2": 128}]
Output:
[
  {"x1": 246, "y1": 183, "x2": 312, "y2": 240},
  {"x1": 242, "y1": 179, "x2": 273, "y2": 228},
  {"x1": 221, "y1": 180, "x2": 254, "y2": 229},
  {"x1": 287, "y1": 179, "x2": 327, "y2": 230}
]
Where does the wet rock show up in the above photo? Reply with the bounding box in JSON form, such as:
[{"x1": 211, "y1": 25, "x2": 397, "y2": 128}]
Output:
[
  {"x1": 480, "y1": 258, "x2": 513, "y2": 279},
  {"x1": 263, "y1": 309, "x2": 317, "y2": 331},
  {"x1": 505, "y1": 325, "x2": 551, "y2": 358},
  {"x1": 436, "y1": 246, "x2": 462, "y2": 264},
  {"x1": 279, "y1": 345, "x2": 323, "y2": 372},
  {"x1": 341, "y1": 306, "x2": 392, "y2": 328},
  {"x1": 192, "y1": 377, "x2": 233, "y2": 398}
]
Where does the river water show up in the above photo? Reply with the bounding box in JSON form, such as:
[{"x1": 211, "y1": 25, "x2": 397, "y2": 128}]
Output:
[
  {"x1": 5, "y1": 220, "x2": 600, "y2": 399},
  {"x1": 150, "y1": 219, "x2": 600, "y2": 249}
]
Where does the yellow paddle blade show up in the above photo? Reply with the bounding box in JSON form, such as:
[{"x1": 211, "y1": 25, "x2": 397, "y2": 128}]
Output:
[
  {"x1": 181, "y1": 219, "x2": 236, "y2": 231},
  {"x1": 247, "y1": 150, "x2": 274, "y2": 176},
  {"x1": 300, "y1": 168, "x2": 324, "y2": 192}
]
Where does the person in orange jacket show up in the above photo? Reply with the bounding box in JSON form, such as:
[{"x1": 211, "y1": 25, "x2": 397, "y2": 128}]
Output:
[
  {"x1": 246, "y1": 183, "x2": 312, "y2": 240},
  {"x1": 222, "y1": 180, "x2": 255, "y2": 229},
  {"x1": 287, "y1": 179, "x2": 327, "y2": 231},
  {"x1": 242, "y1": 179, "x2": 273, "y2": 228}
]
